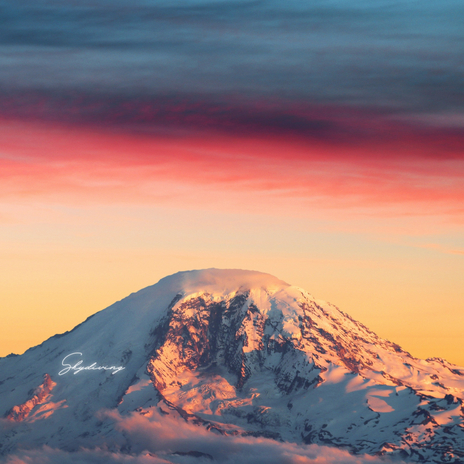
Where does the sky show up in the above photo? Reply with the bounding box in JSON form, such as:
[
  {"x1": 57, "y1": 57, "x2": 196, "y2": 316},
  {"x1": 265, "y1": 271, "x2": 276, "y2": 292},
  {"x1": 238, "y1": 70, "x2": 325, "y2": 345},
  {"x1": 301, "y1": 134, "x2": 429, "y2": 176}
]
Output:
[{"x1": 0, "y1": 0, "x2": 463, "y2": 365}]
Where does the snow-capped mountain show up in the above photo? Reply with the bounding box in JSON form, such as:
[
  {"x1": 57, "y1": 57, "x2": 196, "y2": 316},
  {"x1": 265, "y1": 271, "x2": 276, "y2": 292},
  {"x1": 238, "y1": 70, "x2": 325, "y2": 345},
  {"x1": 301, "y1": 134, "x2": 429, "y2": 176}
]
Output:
[{"x1": 1, "y1": 269, "x2": 463, "y2": 463}]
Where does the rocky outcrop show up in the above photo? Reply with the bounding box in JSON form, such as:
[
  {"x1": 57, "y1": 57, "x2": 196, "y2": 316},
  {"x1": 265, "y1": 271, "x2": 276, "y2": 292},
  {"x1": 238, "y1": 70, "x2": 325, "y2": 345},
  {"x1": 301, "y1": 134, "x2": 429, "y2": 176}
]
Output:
[
  {"x1": 142, "y1": 281, "x2": 464, "y2": 463},
  {"x1": 6, "y1": 373, "x2": 56, "y2": 422}
]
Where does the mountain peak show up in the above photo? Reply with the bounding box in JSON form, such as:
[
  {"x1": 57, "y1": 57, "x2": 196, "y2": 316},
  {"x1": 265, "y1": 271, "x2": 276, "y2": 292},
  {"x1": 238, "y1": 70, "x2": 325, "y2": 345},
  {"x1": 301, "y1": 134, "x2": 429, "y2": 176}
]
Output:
[{"x1": 1, "y1": 269, "x2": 464, "y2": 464}]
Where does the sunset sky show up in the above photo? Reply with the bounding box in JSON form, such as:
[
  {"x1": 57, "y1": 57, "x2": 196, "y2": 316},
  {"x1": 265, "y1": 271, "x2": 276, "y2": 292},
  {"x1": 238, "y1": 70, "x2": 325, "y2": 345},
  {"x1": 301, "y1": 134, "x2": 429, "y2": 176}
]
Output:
[{"x1": 0, "y1": 0, "x2": 463, "y2": 365}]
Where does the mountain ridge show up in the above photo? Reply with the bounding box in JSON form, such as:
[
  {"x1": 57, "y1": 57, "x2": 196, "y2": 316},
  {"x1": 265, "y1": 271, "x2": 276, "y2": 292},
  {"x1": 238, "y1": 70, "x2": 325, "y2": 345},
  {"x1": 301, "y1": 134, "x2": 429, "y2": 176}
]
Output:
[{"x1": 1, "y1": 269, "x2": 463, "y2": 463}]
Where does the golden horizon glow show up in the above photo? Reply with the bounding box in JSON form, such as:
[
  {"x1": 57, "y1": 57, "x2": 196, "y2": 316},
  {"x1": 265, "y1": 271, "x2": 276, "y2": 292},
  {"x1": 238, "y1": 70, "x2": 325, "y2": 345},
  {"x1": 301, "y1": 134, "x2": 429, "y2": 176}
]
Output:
[{"x1": 0, "y1": 119, "x2": 463, "y2": 366}]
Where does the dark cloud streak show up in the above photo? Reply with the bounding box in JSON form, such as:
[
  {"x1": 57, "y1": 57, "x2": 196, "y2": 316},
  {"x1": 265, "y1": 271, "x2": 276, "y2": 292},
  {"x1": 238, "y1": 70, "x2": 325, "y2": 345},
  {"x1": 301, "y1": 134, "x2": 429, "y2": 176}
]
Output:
[{"x1": 1, "y1": 90, "x2": 463, "y2": 159}]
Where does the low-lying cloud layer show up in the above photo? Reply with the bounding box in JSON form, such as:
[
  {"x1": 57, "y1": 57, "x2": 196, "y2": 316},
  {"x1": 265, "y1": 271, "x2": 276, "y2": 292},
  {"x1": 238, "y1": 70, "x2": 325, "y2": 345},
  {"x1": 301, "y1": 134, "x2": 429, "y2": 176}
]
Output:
[{"x1": 3, "y1": 408, "x2": 405, "y2": 464}]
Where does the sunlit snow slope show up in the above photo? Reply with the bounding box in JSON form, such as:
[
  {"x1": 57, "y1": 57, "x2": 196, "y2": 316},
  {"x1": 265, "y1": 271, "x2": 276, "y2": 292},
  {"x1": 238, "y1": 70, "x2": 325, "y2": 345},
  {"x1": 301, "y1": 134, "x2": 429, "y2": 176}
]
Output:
[{"x1": 1, "y1": 269, "x2": 463, "y2": 462}]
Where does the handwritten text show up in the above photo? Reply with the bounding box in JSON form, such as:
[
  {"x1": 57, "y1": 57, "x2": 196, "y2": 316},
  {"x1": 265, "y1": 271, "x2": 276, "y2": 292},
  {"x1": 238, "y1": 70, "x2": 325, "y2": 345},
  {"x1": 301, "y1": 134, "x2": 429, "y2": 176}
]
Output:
[{"x1": 59, "y1": 352, "x2": 125, "y2": 376}]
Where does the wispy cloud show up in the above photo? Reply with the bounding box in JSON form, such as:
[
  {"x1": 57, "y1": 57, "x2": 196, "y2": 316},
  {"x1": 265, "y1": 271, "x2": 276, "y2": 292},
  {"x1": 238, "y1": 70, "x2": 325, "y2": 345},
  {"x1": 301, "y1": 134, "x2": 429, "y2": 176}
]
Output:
[
  {"x1": 418, "y1": 243, "x2": 464, "y2": 256},
  {"x1": 0, "y1": 0, "x2": 463, "y2": 116}
]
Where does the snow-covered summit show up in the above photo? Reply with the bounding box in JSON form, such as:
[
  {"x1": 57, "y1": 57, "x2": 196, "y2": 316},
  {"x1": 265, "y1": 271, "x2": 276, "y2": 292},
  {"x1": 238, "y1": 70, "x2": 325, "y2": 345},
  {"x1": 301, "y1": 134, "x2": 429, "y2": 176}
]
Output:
[{"x1": 152, "y1": 268, "x2": 291, "y2": 295}]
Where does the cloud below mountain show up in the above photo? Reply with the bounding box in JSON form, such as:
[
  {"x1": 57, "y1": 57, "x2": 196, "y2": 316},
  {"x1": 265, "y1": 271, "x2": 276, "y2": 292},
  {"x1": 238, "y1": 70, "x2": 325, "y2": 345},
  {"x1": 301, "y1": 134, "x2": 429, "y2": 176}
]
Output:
[{"x1": 4, "y1": 408, "x2": 402, "y2": 464}]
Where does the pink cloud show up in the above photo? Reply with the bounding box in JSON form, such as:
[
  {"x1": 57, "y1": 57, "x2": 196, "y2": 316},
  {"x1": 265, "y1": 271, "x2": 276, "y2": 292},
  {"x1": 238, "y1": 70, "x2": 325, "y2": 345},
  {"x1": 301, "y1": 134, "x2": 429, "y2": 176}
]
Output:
[
  {"x1": 418, "y1": 243, "x2": 464, "y2": 256},
  {"x1": 0, "y1": 116, "x2": 462, "y2": 223}
]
